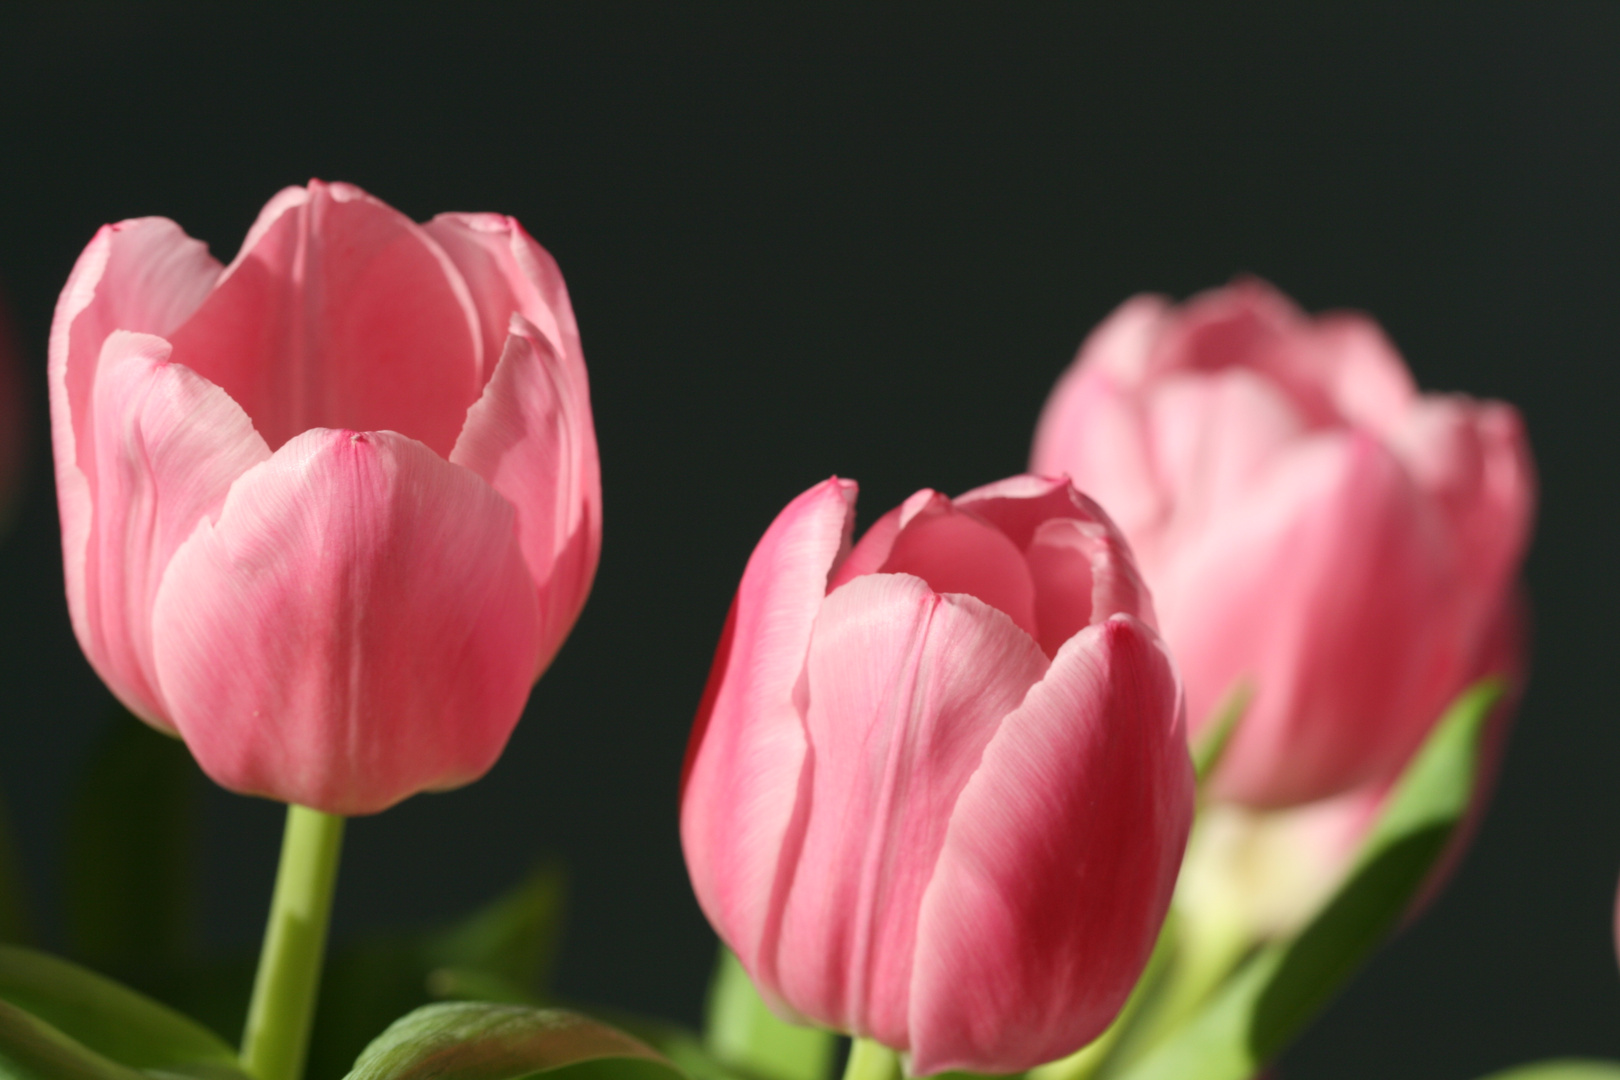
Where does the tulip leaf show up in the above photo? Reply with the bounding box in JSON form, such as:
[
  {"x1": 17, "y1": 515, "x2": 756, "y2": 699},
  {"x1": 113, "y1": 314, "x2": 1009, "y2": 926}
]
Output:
[
  {"x1": 300, "y1": 863, "x2": 568, "y2": 1080},
  {"x1": 423, "y1": 864, "x2": 567, "y2": 993},
  {"x1": 0, "y1": 945, "x2": 247, "y2": 1078},
  {"x1": 1191, "y1": 682, "x2": 1251, "y2": 785},
  {"x1": 0, "y1": 995, "x2": 146, "y2": 1080},
  {"x1": 1113, "y1": 678, "x2": 1505, "y2": 1080},
  {"x1": 703, "y1": 947, "x2": 835, "y2": 1080},
  {"x1": 1474, "y1": 1063, "x2": 1620, "y2": 1080},
  {"x1": 65, "y1": 707, "x2": 201, "y2": 973},
  {"x1": 343, "y1": 1001, "x2": 684, "y2": 1080}
]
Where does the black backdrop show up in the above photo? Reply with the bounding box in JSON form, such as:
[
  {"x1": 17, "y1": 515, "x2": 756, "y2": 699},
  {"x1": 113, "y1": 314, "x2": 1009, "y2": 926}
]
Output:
[{"x1": 0, "y1": 4, "x2": 1616, "y2": 1077}]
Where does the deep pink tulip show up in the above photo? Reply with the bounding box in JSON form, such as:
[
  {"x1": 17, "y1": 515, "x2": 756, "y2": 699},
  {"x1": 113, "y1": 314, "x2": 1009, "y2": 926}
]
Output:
[
  {"x1": 681, "y1": 475, "x2": 1194, "y2": 1075},
  {"x1": 1032, "y1": 280, "x2": 1534, "y2": 808},
  {"x1": 50, "y1": 181, "x2": 600, "y2": 815}
]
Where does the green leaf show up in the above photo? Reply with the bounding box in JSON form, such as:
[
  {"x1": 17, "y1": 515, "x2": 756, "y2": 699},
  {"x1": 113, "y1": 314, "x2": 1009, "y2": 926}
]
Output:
[
  {"x1": 1191, "y1": 682, "x2": 1251, "y2": 785},
  {"x1": 703, "y1": 948, "x2": 834, "y2": 1080},
  {"x1": 343, "y1": 1001, "x2": 684, "y2": 1080},
  {"x1": 1114, "y1": 678, "x2": 1505, "y2": 1080},
  {"x1": 1474, "y1": 1063, "x2": 1620, "y2": 1080},
  {"x1": 424, "y1": 864, "x2": 568, "y2": 993},
  {"x1": 0, "y1": 996, "x2": 144, "y2": 1080},
  {"x1": 65, "y1": 708, "x2": 201, "y2": 972},
  {"x1": 302, "y1": 864, "x2": 569, "y2": 1080},
  {"x1": 0, "y1": 944, "x2": 245, "y2": 1077}
]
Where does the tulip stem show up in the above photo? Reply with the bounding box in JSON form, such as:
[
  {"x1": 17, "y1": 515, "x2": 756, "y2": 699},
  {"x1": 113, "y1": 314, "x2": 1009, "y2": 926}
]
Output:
[
  {"x1": 843, "y1": 1038, "x2": 900, "y2": 1080},
  {"x1": 240, "y1": 804, "x2": 345, "y2": 1080}
]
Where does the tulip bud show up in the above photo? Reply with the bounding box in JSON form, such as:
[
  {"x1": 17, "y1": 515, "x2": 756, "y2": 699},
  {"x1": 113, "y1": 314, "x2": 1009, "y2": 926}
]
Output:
[
  {"x1": 49, "y1": 181, "x2": 600, "y2": 815},
  {"x1": 680, "y1": 475, "x2": 1194, "y2": 1075},
  {"x1": 1032, "y1": 279, "x2": 1534, "y2": 810}
]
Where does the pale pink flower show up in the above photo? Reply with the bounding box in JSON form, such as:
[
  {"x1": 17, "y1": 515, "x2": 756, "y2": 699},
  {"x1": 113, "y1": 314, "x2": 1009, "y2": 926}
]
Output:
[{"x1": 50, "y1": 181, "x2": 600, "y2": 815}]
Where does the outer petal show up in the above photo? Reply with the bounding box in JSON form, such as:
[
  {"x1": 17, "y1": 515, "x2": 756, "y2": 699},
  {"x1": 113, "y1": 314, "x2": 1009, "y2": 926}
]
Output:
[
  {"x1": 423, "y1": 213, "x2": 584, "y2": 392},
  {"x1": 680, "y1": 479, "x2": 857, "y2": 985},
  {"x1": 165, "y1": 181, "x2": 485, "y2": 455},
  {"x1": 1162, "y1": 432, "x2": 1462, "y2": 806},
  {"x1": 49, "y1": 218, "x2": 223, "y2": 648},
  {"x1": 77, "y1": 332, "x2": 270, "y2": 725},
  {"x1": 150, "y1": 429, "x2": 541, "y2": 815},
  {"x1": 451, "y1": 315, "x2": 601, "y2": 677},
  {"x1": 909, "y1": 616, "x2": 1191, "y2": 1075},
  {"x1": 1387, "y1": 396, "x2": 1535, "y2": 604},
  {"x1": 770, "y1": 575, "x2": 1050, "y2": 1047},
  {"x1": 1029, "y1": 295, "x2": 1169, "y2": 541}
]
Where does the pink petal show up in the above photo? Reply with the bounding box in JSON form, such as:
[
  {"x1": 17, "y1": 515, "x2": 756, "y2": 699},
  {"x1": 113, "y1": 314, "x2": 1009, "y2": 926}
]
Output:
[
  {"x1": 680, "y1": 479, "x2": 857, "y2": 983},
  {"x1": 770, "y1": 575, "x2": 1051, "y2": 1048},
  {"x1": 955, "y1": 476, "x2": 1156, "y2": 628},
  {"x1": 423, "y1": 213, "x2": 584, "y2": 394},
  {"x1": 49, "y1": 219, "x2": 223, "y2": 648},
  {"x1": 875, "y1": 498, "x2": 1038, "y2": 641},
  {"x1": 909, "y1": 616, "x2": 1191, "y2": 1075},
  {"x1": 150, "y1": 429, "x2": 541, "y2": 816},
  {"x1": 1312, "y1": 313, "x2": 1417, "y2": 434},
  {"x1": 451, "y1": 315, "x2": 601, "y2": 677},
  {"x1": 1387, "y1": 396, "x2": 1535, "y2": 603},
  {"x1": 1144, "y1": 367, "x2": 1310, "y2": 566},
  {"x1": 73, "y1": 333, "x2": 271, "y2": 727},
  {"x1": 165, "y1": 181, "x2": 485, "y2": 456},
  {"x1": 1030, "y1": 296, "x2": 1170, "y2": 542},
  {"x1": 1161, "y1": 432, "x2": 1464, "y2": 806},
  {"x1": 826, "y1": 489, "x2": 941, "y2": 592}
]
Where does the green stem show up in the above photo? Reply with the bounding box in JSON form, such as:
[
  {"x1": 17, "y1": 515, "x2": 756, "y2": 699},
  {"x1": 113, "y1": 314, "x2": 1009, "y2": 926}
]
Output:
[
  {"x1": 843, "y1": 1038, "x2": 899, "y2": 1080},
  {"x1": 240, "y1": 805, "x2": 345, "y2": 1080}
]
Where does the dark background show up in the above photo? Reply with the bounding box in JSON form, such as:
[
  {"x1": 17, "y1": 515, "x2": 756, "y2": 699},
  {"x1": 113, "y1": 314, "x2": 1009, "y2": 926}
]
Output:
[{"x1": 0, "y1": 4, "x2": 1616, "y2": 1077}]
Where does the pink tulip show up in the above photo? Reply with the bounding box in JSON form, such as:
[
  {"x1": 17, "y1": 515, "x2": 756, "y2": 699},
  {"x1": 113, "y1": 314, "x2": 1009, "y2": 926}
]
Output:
[
  {"x1": 49, "y1": 181, "x2": 600, "y2": 816},
  {"x1": 681, "y1": 475, "x2": 1194, "y2": 1075},
  {"x1": 1032, "y1": 280, "x2": 1534, "y2": 808}
]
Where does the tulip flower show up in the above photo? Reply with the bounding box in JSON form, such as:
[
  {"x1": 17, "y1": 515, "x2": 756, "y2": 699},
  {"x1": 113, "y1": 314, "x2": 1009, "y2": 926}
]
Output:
[
  {"x1": 49, "y1": 181, "x2": 600, "y2": 816},
  {"x1": 681, "y1": 475, "x2": 1195, "y2": 1076},
  {"x1": 1032, "y1": 279, "x2": 1534, "y2": 809}
]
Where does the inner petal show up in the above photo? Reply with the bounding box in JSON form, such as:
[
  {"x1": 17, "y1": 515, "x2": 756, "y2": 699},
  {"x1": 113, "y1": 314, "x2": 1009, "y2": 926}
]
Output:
[
  {"x1": 879, "y1": 503, "x2": 1038, "y2": 641},
  {"x1": 1025, "y1": 519, "x2": 1095, "y2": 657},
  {"x1": 166, "y1": 182, "x2": 484, "y2": 456}
]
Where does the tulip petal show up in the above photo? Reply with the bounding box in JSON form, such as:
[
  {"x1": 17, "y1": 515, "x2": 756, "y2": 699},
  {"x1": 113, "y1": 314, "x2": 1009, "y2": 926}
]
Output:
[
  {"x1": 50, "y1": 219, "x2": 224, "y2": 650},
  {"x1": 73, "y1": 332, "x2": 272, "y2": 726},
  {"x1": 770, "y1": 575, "x2": 1050, "y2": 1048},
  {"x1": 150, "y1": 429, "x2": 541, "y2": 815},
  {"x1": 876, "y1": 499, "x2": 1038, "y2": 641},
  {"x1": 165, "y1": 181, "x2": 485, "y2": 456},
  {"x1": 1030, "y1": 296, "x2": 1169, "y2": 541},
  {"x1": 956, "y1": 476, "x2": 1156, "y2": 628},
  {"x1": 681, "y1": 479, "x2": 857, "y2": 983},
  {"x1": 1160, "y1": 432, "x2": 1462, "y2": 805},
  {"x1": 1388, "y1": 396, "x2": 1535, "y2": 601},
  {"x1": 451, "y1": 315, "x2": 601, "y2": 676},
  {"x1": 826, "y1": 490, "x2": 940, "y2": 592},
  {"x1": 423, "y1": 213, "x2": 584, "y2": 393},
  {"x1": 909, "y1": 616, "x2": 1191, "y2": 1075}
]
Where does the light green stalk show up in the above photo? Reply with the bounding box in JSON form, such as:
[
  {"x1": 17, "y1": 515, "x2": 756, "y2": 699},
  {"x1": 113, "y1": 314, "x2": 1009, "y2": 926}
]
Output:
[{"x1": 239, "y1": 805, "x2": 345, "y2": 1080}]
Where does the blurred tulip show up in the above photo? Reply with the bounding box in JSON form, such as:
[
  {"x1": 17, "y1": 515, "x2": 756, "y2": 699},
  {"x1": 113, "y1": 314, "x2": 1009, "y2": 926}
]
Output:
[
  {"x1": 50, "y1": 181, "x2": 600, "y2": 815},
  {"x1": 1032, "y1": 279, "x2": 1534, "y2": 809},
  {"x1": 681, "y1": 475, "x2": 1194, "y2": 1075}
]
